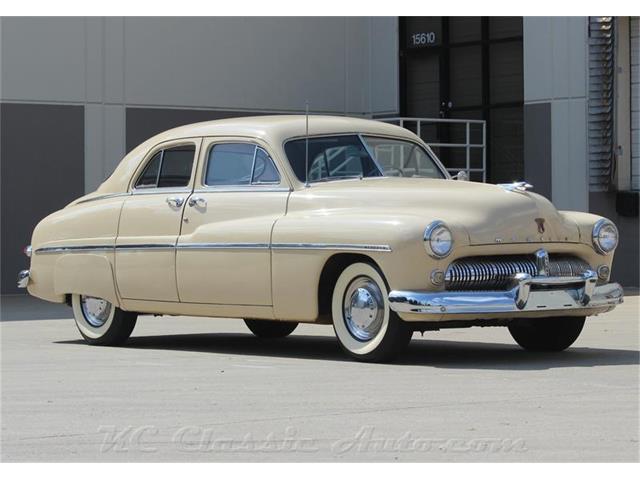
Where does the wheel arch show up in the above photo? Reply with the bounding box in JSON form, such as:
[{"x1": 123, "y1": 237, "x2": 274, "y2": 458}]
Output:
[{"x1": 317, "y1": 253, "x2": 383, "y2": 319}]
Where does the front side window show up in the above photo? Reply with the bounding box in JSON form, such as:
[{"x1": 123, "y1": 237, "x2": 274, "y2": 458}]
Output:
[
  {"x1": 134, "y1": 144, "x2": 196, "y2": 189},
  {"x1": 361, "y1": 136, "x2": 445, "y2": 179},
  {"x1": 284, "y1": 135, "x2": 382, "y2": 183},
  {"x1": 204, "y1": 143, "x2": 281, "y2": 186},
  {"x1": 135, "y1": 152, "x2": 162, "y2": 188}
]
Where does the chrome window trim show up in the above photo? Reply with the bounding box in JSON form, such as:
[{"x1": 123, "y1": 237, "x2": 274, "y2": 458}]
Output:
[
  {"x1": 131, "y1": 187, "x2": 192, "y2": 196},
  {"x1": 202, "y1": 142, "x2": 283, "y2": 188},
  {"x1": 193, "y1": 186, "x2": 291, "y2": 194}
]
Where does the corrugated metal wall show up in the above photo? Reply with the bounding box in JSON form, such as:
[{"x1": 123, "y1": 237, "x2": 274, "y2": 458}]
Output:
[
  {"x1": 631, "y1": 17, "x2": 639, "y2": 191},
  {"x1": 588, "y1": 17, "x2": 615, "y2": 192}
]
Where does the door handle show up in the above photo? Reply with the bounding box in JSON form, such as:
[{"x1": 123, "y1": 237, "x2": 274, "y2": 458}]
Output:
[
  {"x1": 188, "y1": 197, "x2": 207, "y2": 208},
  {"x1": 166, "y1": 197, "x2": 185, "y2": 208}
]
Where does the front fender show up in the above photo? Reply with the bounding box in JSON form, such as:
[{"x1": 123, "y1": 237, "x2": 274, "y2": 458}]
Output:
[{"x1": 271, "y1": 212, "x2": 449, "y2": 321}]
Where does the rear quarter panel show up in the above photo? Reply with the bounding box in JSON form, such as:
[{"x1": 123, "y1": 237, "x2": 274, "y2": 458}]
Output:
[{"x1": 28, "y1": 196, "x2": 125, "y2": 304}]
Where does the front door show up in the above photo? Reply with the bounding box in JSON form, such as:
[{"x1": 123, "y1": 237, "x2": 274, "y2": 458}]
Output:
[
  {"x1": 176, "y1": 139, "x2": 290, "y2": 305},
  {"x1": 115, "y1": 139, "x2": 200, "y2": 301}
]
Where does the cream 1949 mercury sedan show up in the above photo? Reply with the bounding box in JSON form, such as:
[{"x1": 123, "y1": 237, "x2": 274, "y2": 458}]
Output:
[{"x1": 19, "y1": 116, "x2": 624, "y2": 362}]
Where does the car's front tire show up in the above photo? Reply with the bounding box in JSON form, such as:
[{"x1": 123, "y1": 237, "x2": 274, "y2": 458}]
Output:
[
  {"x1": 71, "y1": 294, "x2": 137, "y2": 346},
  {"x1": 508, "y1": 316, "x2": 585, "y2": 352},
  {"x1": 331, "y1": 262, "x2": 412, "y2": 362},
  {"x1": 244, "y1": 319, "x2": 298, "y2": 338}
]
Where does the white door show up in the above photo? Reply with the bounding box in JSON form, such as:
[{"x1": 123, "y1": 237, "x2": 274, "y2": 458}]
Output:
[
  {"x1": 116, "y1": 139, "x2": 200, "y2": 301},
  {"x1": 176, "y1": 140, "x2": 290, "y2": 305}
]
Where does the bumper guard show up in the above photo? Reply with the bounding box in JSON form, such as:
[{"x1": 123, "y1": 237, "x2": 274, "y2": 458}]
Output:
[{"x1": 17, "y1": 270, "x2": 30, "y2": 289}]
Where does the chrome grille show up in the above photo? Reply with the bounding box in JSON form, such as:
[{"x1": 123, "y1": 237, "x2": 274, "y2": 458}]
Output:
[{"x1": 445, "y1": 255, "x2": 591, "y2": 291}]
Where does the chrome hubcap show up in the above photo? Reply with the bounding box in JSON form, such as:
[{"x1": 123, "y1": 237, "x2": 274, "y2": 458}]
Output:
[
  {"x1": 343, "y1": 276, "x2": 384, "y2": 341},
  {"x1": 80, "y1": 296, "x2": 111, "y2": 328}
]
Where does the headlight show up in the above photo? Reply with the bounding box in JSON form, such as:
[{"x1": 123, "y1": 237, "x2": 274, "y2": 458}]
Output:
[
  {"x1": 592, "y1": 219, "x2": 618, "y2": 254},
  {"x1": 424, "y1": 221, "x2": 453, "y2": 258}
]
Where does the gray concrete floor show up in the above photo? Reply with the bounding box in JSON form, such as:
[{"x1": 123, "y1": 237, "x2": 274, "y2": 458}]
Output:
[{"x1": 1, "y1": 294, "x2": 638, "y2": 462}]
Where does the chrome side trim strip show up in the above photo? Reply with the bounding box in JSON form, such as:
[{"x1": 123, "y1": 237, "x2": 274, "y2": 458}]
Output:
[
  {"x1": 75, "y1": 192, "x2": 131, "y2": 204},
  {"x1": 35, "y1": 244, "x2": 175, "y2": 254},
  {"x1": 115, "y1": 244, "x2": 176, "y2": 252},
  {"x1": 36, "y1": 242, "x2": 392, "y2": 255},
  {"x1": 177, "y1": 243, "x2": 269, "y2": 250},
  {"x1": 271, "y1": 243, "x2": 392, "y2": 252},
  {"x1": 35, "y1": 245, "x2": 114, "y2": 255}
]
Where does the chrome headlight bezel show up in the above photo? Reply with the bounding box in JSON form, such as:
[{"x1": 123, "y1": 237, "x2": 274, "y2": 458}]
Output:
[
  {"x1": 424, "y1": 221, "x2": 454, "y2": 259},
  {"x1": 592, "y1": 219, "x2": 619, "y2": 255}
]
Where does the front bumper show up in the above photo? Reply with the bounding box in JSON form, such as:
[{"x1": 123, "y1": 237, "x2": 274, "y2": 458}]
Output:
[
  {"x1": 388, "y1": 270, "x2": 623, "y2": 315},
  {"x1": 17, "y1": 270, "x2": 30, "y2": 288}
]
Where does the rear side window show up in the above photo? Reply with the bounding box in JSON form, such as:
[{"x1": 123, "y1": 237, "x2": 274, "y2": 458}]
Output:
[
  {"x1": 205, "y1": 143, "x2": 280, "y2": 186},
  {"x1": 134, "y1": 145, "x2": 196, "y2": 189}
]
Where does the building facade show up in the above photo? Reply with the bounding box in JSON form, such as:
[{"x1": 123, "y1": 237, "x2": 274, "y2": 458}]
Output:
[{"x1": 1, "y1": 16, "x2": 638, "y2": 294}]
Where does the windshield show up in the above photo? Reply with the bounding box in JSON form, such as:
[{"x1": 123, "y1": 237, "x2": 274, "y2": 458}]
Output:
[
  {"x1": 361, "y1": 136, "x2": 445, "y2": 179},
  {"x1": 284, "y1": 135, "x2": 445, "y2": 183},
  {"x1": 284, "y1": 135, "x2": 382, "y2": 183}
]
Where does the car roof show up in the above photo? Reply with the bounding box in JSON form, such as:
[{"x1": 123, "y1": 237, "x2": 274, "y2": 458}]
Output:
[
  {"x1": 88, "y1": 115, "x2": 421, "y2": 197},
  {"x1": 143, "y1": 115, "x2": 414, "y2": 144}
]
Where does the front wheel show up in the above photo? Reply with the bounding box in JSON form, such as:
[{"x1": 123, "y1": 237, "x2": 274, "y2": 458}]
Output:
[
  {"x1": 508, "y1": 316, "x2": 585, "y2": 352},
  {"x1": 331, "y1": 262, "x2": 412, "y2": 362},
  {"x1": 244, "y1": 319, "x2": 298, "y2": 338},
  {"x1": 71, "y1": 294, "x2": 137, "y2": 346}
]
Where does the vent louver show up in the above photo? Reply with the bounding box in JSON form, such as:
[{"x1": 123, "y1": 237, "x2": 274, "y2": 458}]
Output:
[{"x1": 588, "y1": 16, "x2": 616, "y2": 192}]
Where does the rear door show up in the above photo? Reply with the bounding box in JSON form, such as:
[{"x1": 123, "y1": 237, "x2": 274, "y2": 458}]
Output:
[
  {"x1": 176, "y1": 138, "x2": 290, "y2": 305},
  {"x1": 115, "y1": 139, "x2": 200, "y2": 301}
]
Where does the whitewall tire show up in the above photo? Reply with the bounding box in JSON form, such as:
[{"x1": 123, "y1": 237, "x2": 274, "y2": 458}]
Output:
[
  {"x1": 331, "y1": 262, "x2": 412, "y2": 362},
  {"x1": 71, "y1": 294, "x2": 137, "y2": 346}
]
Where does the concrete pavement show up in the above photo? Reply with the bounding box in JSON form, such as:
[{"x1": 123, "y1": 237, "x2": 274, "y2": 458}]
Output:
[{"x1": 1, "y1": 294, "x2": 638, "y2": 461}]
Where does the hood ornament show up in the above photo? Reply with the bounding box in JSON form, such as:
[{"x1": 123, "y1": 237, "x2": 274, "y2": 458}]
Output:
[
  {"x1": 498, "y1": 181, "x2": 533, "y2": 192},
  {"x1": 535, "y1": 218, "x2": 546, "y2": 234}
]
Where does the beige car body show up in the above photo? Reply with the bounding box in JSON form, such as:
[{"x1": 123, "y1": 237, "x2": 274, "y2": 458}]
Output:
[{"x1": 24, "y1": 116, "x2": 622, "y2": 323}]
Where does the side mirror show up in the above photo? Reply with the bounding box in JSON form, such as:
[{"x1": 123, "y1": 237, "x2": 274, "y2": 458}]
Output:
[{"x1": 452, "y1": 170, "x2": 468, "y2": 181}]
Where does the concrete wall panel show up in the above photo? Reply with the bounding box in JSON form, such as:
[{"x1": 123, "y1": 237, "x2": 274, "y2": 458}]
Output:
[
  {"x1": 0, "y1": 17, "x2": 86, "y2": 103},
  {"x1": 1, "y1": 103, "x2": 85, "y2": 294}
]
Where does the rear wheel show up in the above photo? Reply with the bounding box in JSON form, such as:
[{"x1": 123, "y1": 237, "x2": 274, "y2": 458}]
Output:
[
  {"x1": 244, "y1": 319, "x2": 298, "y2": 338},
  {"x1": 331, "y1": 262, "x2": 412, "y2": 362},
  {"x1": 508, "y1": 316, "x2": 585, "y2": 352},
  {"x1": 71, "y1": 294, "x2": 137, "y2": 346}
]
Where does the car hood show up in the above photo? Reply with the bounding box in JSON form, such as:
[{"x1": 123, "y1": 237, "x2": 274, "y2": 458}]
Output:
[{"x1": 293, "y1": 177, "x2": 580, "y2": 245}]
